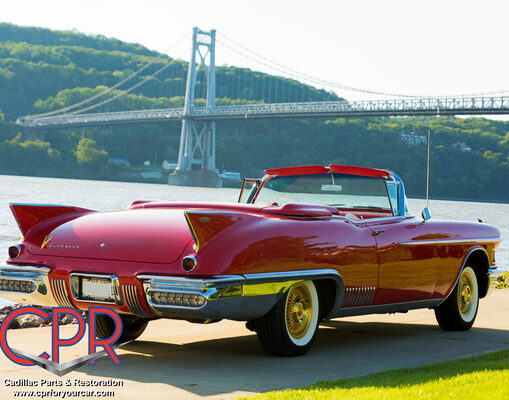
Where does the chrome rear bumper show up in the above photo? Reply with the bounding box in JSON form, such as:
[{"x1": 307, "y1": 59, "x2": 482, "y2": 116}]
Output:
[
  {"x1": 0, "y1": 265, "x2": 59, "y2": 307},
  {"x1": 0, "y1": 265, "x2": 343, "y2": 321}
]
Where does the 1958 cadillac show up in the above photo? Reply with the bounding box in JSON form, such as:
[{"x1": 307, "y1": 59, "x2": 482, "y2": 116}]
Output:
[{"x1": 0, "y1": 164, "x2": 501, "y2": 356}]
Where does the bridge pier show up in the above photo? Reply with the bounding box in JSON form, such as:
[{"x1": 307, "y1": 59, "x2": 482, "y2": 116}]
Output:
[
  {"x1": 170, "y1": 27, "x2": 222, "y2": 188},
  {"x1": 168, "y1": 167, "x2": 222, "y2": 187}
]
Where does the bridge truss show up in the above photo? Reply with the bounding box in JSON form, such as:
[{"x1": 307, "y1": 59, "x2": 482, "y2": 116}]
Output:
[{"x1": 18, "y1": 96, "x2": 509, "y2": 130}]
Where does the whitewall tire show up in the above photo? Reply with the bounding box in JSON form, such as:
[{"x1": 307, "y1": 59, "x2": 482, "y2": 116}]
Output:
[
  {"x1": 254, "y1": 280, "x2": 320, "y2": 356},
  {"x1": 435, "y1": 266, "x2": 479, "y2": 331}
]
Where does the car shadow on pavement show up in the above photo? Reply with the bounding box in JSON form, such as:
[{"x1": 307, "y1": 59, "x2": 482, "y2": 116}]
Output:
[{"x1": 77, "y1": 320, "x2": 509, "y2": 397}]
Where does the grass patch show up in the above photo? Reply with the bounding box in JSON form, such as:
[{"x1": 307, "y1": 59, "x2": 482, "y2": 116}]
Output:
[
  {"x1": 495, "y1": 271, "x2": 509, "y2": 288},
  {"x1": 247, "y1": 349, "x2": 509, "y2": 400}
]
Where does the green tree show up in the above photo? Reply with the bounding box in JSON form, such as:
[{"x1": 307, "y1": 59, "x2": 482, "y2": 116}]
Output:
[
  {"x1": 0, "y1": 135, "x2": 62, "y2": 174},
  {"x1": 75, "y1": 137, "x2": 109, "y2": 172}
]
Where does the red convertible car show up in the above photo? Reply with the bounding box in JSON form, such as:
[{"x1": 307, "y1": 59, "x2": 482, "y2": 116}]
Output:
[{"x1": 0, "y1": 164, "x2": 501, "y2": 356}]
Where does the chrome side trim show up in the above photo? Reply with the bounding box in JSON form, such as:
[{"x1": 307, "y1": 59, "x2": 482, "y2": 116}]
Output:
[
  {"x1": 122, "y1": 285, "x2": 149, "y2": 317},
  {"x1": 243, "y1": 269, "x2": 343, "y2": 285},
  {"x1": 329, "y1": 299, "x2": 443, "y2": 318},
  {"x1": 69, "y1": 273, "x2": 122, "y2": 305},
  {"x1": 52, "y1": 279, "x2": 74, "y2": 308},
  {"x1": 341, "y1": 286, "x2": 376, "y2": 307},
  {"x1": 0, "y1": 265, "x2": 58, "y2": 307},
  {"x1": 241, "y1": 280, "x2": 299, "y2": 297},
  {"x1": 242, "y1": 269, "x2": 344, "y2": 301},
  {"x1": 244, "y1": 269, "x2": 345, "y2": 320},
  {"x1": 400, "y1": 237, "x2": 501, "y2": 246}
]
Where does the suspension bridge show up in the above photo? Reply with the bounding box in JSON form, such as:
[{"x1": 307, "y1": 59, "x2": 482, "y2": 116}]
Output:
[
  {"x1": 17, "y1": 27, "x2": 509, "y2": 187},
  {"x1": 17, "y1": 97, "x2": 509, "y2": 128}
]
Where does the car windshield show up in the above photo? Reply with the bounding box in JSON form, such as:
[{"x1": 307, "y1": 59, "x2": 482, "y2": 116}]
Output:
[{"x1": 252, "y1": 173, "x2": 393, "y2": 211}]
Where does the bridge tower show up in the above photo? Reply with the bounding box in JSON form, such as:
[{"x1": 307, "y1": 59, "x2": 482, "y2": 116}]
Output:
[{"x1": 168, "y1": 27, "x2": 221, "y2": 187}]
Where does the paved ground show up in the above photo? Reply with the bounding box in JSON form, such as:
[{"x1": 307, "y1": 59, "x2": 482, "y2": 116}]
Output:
[{"x1": 0, "y1": 290, "x2": 508, "y2": 400}]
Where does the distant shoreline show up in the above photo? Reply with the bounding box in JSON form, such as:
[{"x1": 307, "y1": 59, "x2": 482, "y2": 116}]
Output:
[
  {"x1": 0, "y1": 172, "x2": 507, "y2": 204},
  {"x1": 408, "y1": 195, "x2": 509, "y2": 205}
]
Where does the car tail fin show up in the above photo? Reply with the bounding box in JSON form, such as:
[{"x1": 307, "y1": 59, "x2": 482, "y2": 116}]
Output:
[
  {"x1": 184, "y1": 211, "x2": 243, "y2": 251},
  {"x1": 10, "y1": 203, "x2": 94, "y2": 237}
]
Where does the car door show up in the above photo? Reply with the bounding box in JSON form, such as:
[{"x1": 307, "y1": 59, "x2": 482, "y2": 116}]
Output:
[{"x1": 365, "y1": 217, "x2": 438, "y2": 304}]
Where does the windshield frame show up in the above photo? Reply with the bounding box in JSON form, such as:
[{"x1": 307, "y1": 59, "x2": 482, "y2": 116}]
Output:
[{"x1": 239, "y1": 170, "x2": 409, "y2": 219}]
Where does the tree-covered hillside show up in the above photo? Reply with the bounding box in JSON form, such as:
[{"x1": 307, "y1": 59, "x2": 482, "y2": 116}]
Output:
[
  {"x1": 0, "y1": 23, "x2": 508, "y2": 201},
  {"x1": 0, "y1": 23, "x2": 158, "y2": 56},
  {"x1": 0, "y1": 23, "x2": 334, "y2": 120}
]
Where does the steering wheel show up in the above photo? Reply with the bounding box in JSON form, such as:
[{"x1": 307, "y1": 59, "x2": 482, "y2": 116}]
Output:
[{"x1": 271, "y1": 196, "x2": 300, "y2": 206}]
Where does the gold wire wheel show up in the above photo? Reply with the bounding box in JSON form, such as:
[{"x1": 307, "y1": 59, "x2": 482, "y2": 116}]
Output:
[
  {"x1": 285, "y1": 282, "x2": 313, "y2": 340},
  {"x1": 457, "y1": 269, "x2": 474, "y2": 317}
]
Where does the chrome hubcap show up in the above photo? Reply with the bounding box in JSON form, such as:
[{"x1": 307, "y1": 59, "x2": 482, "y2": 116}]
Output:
[
  {"x1": 286, "y1": 283, "x2": 313, "y2": 339},
  {"x1": 461, "y1": 286, "x2": 471, "y2": 304},
  {"x1": 292, "y1": 301, "x2": 306, "y2": 322},
  {"x1": 458, "y1": 271, "x2": 474, "y2": 317}
]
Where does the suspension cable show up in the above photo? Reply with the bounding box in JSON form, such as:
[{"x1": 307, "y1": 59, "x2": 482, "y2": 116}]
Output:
[
  {"x1": 61, "y1": 47, "x2": 191, "y2": 116},
  {"x1": 217, "y1": 36, "x2": 415, "y2": 98},
  {"x1": 217, "y1": 32, "x2": 509, "y2": 99},
  {"x1": 25, "y1": 29, "x2": 192, "y2": 118}
]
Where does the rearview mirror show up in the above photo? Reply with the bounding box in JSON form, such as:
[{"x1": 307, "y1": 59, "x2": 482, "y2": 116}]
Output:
[{"x1": 421, "y1": 207, "x2": 432, "y2": 222}]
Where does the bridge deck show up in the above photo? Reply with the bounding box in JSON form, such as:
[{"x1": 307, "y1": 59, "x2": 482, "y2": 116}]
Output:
[{"x1": 18, "y1": 97, "x2": 509, "y2": 130}]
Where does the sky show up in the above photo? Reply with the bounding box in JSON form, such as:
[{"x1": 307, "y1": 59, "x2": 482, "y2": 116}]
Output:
[{"x1": 2, "y1": 0, "x2": 509, "y2": 103}]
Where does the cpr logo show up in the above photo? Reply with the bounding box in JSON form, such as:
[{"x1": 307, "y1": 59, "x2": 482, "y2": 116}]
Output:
[{"x1": 0, "y1": 306, "x2": 124, "y2": 376}]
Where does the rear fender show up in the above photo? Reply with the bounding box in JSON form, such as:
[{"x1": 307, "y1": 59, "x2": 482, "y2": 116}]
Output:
[
  {"x1": 10, "y1": 203, "x2": 95, "y2": 241},
  {"x1": 184, "y1": 211, "x2": 249, "y2": 251}
]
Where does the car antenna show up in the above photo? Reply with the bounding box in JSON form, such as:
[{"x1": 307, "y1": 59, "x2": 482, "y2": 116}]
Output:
[
  {"x1": 330, "y1": 168, "x2": 335, "y2": 185},
  {"x1": 426, "y1": 130, "x2": 430, "y2": 209},
  {"x1": 421, "y1": 130, "x2": 432, "y2": 223}
]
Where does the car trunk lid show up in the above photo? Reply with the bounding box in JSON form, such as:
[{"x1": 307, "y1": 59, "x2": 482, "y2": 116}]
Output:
[{"x1": 28, "y1": 209, "x2": 192, "y2": 264}]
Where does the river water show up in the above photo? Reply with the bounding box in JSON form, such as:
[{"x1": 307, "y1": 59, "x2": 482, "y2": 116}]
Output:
[{"x1": 0, "y1": 175, "x2": 507, "y2": 306}]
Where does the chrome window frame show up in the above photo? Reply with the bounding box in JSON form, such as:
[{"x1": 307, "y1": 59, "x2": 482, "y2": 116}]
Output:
[
  {"x1": 237, "y1": 178, "x2": 260, "y2": 203},
  {"x1": 385, "y1": 180, "x2": 399, "y2": 216}
]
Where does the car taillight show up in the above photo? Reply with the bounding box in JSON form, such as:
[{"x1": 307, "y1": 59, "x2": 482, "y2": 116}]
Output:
[
  {"x1": 151, "y1": 291, "x2": 206, "y2": 307},
  {"x1": 0, "y1": 278, "x2": 36, "y2": 293},
  {"x1": 8, "y1": 245, "x2": 21, "y2": 259},
  {"x1": 182, "y1": 256, "x2": 197, "y2": 272}
]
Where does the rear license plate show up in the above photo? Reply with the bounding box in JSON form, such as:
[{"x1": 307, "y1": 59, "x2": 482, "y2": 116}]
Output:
[{"x1": 78, "y1": 276, "x2": 115, "y2": 303}]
